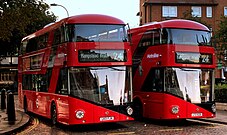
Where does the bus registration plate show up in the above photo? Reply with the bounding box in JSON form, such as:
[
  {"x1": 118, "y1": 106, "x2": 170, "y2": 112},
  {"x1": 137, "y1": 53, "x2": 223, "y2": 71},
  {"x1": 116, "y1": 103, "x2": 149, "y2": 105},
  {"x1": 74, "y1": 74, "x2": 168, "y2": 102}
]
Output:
[
  {"x1": 100, "y1": 116, "x2": 114, "y2": 121},
  {"x1": 191, "y1": 113, "x2": 203, "y2": 117}
]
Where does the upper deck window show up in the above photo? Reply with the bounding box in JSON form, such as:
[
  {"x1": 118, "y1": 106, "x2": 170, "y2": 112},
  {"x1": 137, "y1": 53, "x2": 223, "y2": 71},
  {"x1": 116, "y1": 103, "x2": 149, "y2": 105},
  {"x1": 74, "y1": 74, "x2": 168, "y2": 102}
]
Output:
[
  {"x1": 167, "y1": 28, "x2": 211, "y2": 46},
  {"x1": 70, "y1": 24, "x2": 128, "y2": 42}
]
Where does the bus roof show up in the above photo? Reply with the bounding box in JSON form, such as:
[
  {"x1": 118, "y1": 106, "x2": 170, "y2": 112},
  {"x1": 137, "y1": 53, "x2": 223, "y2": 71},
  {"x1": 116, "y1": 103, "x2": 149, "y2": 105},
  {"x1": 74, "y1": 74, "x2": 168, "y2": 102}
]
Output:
[
  {"x1": 130, "y1": 19, "x2": 210, "y2": 34},
  {"x1": 22, "y1": 14, "x2": 125, "y2": 41},
  {"x1": 66, "y1": 14, "x2": 125, "y2": 24}
]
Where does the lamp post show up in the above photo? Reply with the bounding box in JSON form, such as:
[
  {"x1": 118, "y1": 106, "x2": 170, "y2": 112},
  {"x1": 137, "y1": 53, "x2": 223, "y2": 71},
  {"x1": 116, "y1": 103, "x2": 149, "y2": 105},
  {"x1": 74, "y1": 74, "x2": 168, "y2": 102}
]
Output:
[{"x1": 50, "y1": 3, "x2": 69, "y2": 17}]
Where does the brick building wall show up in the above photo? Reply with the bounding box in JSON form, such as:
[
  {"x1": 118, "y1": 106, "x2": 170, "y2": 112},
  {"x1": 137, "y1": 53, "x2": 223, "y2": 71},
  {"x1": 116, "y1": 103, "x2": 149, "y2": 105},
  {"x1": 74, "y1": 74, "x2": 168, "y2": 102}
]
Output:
[{"x1": 139, "y1": 0, "x2": 227, "y2": 33}]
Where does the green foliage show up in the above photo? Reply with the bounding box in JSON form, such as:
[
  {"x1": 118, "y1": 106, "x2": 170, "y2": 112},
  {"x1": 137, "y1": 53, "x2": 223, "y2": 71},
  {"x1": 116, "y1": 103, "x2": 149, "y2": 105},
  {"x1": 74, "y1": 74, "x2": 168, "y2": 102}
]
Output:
[
  {"x1": 215, "y1": 84, "x2": 227, "y2": 103},
  {"x1": 213, "y1": 16, "x2": 227, "y2": 66},
  {"x1": 216, "y1": 16, "x2": 227, "y2": 43},
  {"x1": 215, "y1": 84, "x2": 227, "y2": 90},
  {"x1": 0, "y1": 0, "x2": 56, "y2": 56},
  {"x1": 181, "y1": 10, "x2": 211, "y2": 28}
]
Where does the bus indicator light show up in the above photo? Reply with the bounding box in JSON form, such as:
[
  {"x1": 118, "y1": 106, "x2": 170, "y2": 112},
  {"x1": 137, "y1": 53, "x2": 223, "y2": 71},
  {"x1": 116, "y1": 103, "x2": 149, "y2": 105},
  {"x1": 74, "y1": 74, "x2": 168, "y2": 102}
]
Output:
[
  {"x1": 126, "y1": 106, "x2": 133, "y2": 116},
  {"x1": 211, "y1": 104, "x2": 216, "y2": 113}
]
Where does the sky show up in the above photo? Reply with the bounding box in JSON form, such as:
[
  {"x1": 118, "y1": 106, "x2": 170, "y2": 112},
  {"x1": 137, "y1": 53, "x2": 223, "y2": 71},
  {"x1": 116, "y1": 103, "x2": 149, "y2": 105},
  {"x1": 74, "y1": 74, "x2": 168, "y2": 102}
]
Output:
[{"x1": 44, "y1": 0, "x2": 140, "y2": 28}]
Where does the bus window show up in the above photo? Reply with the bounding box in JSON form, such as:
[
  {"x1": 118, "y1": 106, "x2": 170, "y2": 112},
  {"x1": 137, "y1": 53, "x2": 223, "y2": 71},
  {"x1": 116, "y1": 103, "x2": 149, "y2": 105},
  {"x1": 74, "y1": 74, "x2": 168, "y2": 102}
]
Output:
[
  {"x1": 38, "y1": 33, "x2": 48, "y2": 49},
  {"x1": 141, "y1": 68, "x2": 164, "y2": 92},
  {"x1": 56, "y1": 68, "x2": 68, "y2": 95},
  {"x1": 48, "y1": 47, "x2": 57, "y2": 68},
  {"x1": 168, "y1": 29, "x2": 211, "y2": 46},
  {"x1": 53, "y1": 28, "x2": 61, "y2": 45},
  {"x1": 20, "y1": 41, "x2": 27, "y2": 55},
  {"x1": 26, "y1": 38, "x2": 38, "y2": 53},
  {"x1": 200, "y1": 70, "x2": 212, "y2": 102},
  {"x1": 69, "y1": 67, "x2": 130, "y2": 105},
  {"x1": 22, "y1": 74, "x2": 33, "y2": 90},
  {"x1": 72, "y1": 24, "x2": 128, "y2": 42},
  {"x1": 53, "y1": 26, "x2": 65, "y2": 45},
  {"x1": 139, "y1": 29, "x2": 161, "y2": 47},
  {"x1": 165, "y1": 68, "x2": 183, "y2": 98}
]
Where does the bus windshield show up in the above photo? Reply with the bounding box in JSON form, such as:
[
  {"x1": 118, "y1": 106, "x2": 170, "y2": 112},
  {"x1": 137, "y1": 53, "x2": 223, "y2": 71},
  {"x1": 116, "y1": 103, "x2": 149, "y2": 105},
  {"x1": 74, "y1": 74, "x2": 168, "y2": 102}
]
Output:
[
  {"x1": 70, "y1": 24, "x2": 128, "y2": 42},
  {"x1": 165, "y1": 28, "x2": 211, "y2": 46},
  {"x1": 69, "y1": 66, "x2": 132, "y2": 105},
  {"x1": 165, "y1": 68, "x2": 213, "y2": 103}
]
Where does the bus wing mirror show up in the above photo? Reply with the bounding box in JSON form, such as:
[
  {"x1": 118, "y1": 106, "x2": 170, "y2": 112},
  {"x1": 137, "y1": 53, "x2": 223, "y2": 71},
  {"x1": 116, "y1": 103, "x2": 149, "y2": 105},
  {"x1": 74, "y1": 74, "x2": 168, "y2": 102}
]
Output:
[{"x1": 139, "y1": 65, "x2": 143, "y2": 76}]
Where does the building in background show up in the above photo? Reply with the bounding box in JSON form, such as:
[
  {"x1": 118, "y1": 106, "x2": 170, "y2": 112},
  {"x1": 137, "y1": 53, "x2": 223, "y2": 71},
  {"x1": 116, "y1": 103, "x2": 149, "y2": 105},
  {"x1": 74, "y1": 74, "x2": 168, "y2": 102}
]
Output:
[
  {"x1": 138, "y1": 0, "x2": 227, "y2": 80},
  {"x1": 0, "y1": 56, "x2": 18, "y2": 91}
]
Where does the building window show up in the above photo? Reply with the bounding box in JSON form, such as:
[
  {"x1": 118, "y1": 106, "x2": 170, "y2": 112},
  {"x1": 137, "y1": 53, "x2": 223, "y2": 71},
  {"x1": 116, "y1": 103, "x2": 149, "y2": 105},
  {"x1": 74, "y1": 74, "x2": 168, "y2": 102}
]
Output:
[
  {"x1": 206, "y1": 7, "x2": 212, "y2": 18},
  {"x1": 162, "y1": 6, "x2": 177, "y2": 17},
  {"x1": 224, "y1": 7, "x2": 227, "y2": 16},
  {"x1": 192, "y1": 6, "x2": 202, "y2": 17}
]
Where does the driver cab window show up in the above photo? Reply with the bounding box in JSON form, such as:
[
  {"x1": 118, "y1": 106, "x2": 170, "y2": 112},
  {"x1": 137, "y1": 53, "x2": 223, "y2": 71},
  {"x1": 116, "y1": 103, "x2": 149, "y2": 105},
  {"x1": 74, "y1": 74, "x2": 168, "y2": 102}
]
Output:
[{"x1": 56, "y1": 68, "x2": 68, "y2": 95}]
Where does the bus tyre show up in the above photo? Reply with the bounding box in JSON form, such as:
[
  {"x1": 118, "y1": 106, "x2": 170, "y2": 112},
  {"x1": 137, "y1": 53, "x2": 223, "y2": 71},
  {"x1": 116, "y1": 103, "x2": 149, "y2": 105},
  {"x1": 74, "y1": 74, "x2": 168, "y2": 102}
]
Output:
[
  {"x1": 23, "y1": 97, "x2": 28, "y2": 113},
  {"x1": 51, "y1": 103, "x2": 57, "y2": 125},
  {"x1": 133, "y1": 100, "x2": 143, "y2": 121}
]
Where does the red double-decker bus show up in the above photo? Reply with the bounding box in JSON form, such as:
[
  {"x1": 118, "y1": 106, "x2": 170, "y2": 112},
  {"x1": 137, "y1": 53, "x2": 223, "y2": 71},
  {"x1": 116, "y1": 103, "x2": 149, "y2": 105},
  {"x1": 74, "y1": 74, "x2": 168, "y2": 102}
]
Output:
[
  {"x1": 18, "y1": 14, "x2": 133, "y2": 125},
  {"x1": 129, "y1": 19, "x2": 216, "y2": 120}
]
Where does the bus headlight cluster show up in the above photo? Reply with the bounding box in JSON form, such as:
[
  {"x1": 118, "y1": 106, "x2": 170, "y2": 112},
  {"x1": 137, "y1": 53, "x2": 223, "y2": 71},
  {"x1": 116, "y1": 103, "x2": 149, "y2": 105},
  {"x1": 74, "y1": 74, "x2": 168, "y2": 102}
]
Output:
[
  {"x1": 171, "y1": 106, "x2": 179, "y2": 114},
  {"x1": 75, "y1": 110, "x2": 85, "y2": 119},
  {"x1": 211, "y1": 104, "x2": 216, "y2": 113},
  {"x1": 127, "y1": 106, "x2": 133, "y2": 115}
]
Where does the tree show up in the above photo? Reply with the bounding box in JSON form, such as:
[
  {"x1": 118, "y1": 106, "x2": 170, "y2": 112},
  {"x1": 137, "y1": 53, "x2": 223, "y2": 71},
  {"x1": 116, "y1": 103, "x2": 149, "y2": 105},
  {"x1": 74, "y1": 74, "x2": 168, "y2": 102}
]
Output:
[
  {"x1": 182, "y1": 10, "x2": 211, "y2": 28},
  {"x1": 0, "y1": 0, "x2": 56, "y2": 56},
  {"x1": 215, "y1": 16, "x2": 227, "y2": 67}
]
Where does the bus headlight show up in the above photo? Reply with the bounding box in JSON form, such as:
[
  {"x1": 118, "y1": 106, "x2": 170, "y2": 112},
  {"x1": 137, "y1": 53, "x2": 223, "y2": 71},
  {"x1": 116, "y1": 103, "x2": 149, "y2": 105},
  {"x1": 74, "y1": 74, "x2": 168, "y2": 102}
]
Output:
[
  {"x1": 75, "y1": 110, "x2": 85, "y2": 119},
  {"x1": 127, "y1": 106, "x2": 133, "y2": 115},
  {"x1": 171, "y1": 106, "x2": 179, "y2": 114},
  {"x1": 211, "y1": 104, "x2": 216, "y2": 113}
]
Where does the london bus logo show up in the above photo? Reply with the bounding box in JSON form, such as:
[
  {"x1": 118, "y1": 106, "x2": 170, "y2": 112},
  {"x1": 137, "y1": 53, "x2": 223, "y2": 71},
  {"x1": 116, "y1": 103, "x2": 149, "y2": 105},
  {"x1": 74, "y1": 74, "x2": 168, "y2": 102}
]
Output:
[{"x1": 147, "y1": 53, "x2": 160, "y2": 59}]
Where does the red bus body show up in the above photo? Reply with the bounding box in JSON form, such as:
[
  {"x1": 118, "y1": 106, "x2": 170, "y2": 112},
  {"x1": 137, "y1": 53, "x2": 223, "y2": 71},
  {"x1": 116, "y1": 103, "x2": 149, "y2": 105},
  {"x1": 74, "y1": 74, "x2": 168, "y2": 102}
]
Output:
[
  {"x1": 130, "y1": 19, "x2": 216, "y2": 120},
  {"x1": 18, "y1": 14, "x2": 133, "y2": 125}
]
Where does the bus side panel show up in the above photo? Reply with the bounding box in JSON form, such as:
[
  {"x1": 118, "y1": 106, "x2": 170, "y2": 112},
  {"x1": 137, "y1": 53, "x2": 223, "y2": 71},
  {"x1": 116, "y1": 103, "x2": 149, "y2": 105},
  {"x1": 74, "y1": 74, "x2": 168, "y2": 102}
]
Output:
[
  {"x1": 163, "y1": 94, "x2": 187, "y2": 119},
  {"x1": 68, "y1": 97, "x2": 94, "y2": 124},
  {"x1": 162, "y1": 94, "x2": 214, "y2": 119},
  {"x1": 186, "y1": 102, "x2": 215, "y2": 118},
  {"x1": 140, "y1": 92, "x2": 164, "y2": 119},
  {"x1": 55, "y1": 95, "x2": 69, "y2": 124},
  {"x1": 36, "y1": 92, "x2": 51, "y2": 117},
  {"x1": 24, "y1": 91, "x2": 37, "y2": 113}
]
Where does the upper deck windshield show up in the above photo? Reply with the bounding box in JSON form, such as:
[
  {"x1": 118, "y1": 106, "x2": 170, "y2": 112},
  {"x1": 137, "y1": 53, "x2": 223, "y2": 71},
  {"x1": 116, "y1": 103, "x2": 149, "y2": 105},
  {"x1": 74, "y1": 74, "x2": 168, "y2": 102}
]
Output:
[
  {"x1": 69, "y1": 24, "x2": 128, "y2": 42},
  {"x1": 164, "y1": 28, "x2": 211, "y2": 46}
]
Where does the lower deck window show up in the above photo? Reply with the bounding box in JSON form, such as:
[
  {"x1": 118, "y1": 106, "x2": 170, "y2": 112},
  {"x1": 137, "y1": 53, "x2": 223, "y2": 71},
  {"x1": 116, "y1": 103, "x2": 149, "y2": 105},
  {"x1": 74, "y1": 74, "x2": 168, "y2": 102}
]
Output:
[{"x1": 142, "y1": 68, "x2": 213, "y2": 103}]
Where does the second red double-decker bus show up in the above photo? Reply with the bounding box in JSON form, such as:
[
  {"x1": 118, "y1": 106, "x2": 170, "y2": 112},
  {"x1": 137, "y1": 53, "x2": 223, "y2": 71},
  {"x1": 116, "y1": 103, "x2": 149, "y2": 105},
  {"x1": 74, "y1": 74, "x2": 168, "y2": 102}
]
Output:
[
  {"x1": 129, "y1": 19, "x2": 216, "y2": 120},
  {"x1": 18, "y1": 14, "x2": 133, "y2": 125}
]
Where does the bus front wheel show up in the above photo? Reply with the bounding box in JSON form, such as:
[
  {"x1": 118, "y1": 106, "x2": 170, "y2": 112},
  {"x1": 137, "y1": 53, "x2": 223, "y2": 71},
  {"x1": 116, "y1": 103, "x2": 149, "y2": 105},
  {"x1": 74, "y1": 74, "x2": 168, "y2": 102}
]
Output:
[
  {"x1": 133, "y1": 100, "x2": 143, "y2": 121},
  {"x1": 51, "y1": 103, "x2": 57, "y2": 125}
]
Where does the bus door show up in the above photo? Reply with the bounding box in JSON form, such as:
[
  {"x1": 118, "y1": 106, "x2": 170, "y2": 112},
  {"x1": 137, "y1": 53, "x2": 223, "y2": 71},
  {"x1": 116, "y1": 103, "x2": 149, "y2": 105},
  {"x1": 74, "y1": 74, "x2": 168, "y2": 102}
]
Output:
[
  {"x1": 141, "y1": 68, "x2": 164, "y2": 118},
  {"x1": 55, "y1": 68, "x2": 69, "y2": 123}
]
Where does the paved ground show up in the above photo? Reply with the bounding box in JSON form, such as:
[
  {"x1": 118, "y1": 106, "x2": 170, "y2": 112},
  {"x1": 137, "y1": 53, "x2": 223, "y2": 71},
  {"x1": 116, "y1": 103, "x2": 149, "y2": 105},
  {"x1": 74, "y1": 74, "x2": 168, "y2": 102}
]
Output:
[
  {"x1": 0, "y1": 94, "x2": 227, "y2": 134},
  {"x1": 0, "y1": 109, "x2": 30, "y2": 135}
]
